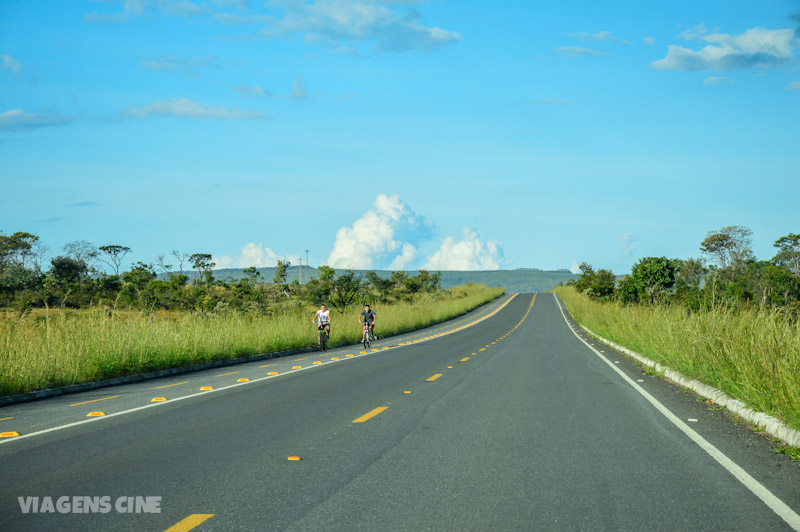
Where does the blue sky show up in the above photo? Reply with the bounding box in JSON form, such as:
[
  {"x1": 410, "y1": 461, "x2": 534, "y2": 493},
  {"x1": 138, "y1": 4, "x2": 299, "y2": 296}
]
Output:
[{"x1": 2, "y1": 0, "x2": 799, "y2": 274}]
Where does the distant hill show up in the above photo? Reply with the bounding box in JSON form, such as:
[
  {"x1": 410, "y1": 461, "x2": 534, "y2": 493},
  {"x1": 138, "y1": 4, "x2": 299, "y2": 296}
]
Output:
[{"x1": 210, "y1": 266, "x2": 576, "y2": 293}]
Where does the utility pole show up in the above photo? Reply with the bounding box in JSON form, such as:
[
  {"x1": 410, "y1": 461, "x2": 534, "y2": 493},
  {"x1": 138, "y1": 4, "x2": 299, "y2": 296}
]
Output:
[
  {"x1": 298, "y1": 257, "x2": 302, "y2": 285},
  {"x1": 305, "y1": 250, "x2": 309, "y2": 284}
]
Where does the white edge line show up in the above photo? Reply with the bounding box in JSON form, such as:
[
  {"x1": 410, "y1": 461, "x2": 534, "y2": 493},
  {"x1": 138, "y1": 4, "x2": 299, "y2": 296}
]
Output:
[
  {"x1": 1, "y1": 293, "x2": 520, "y2": 446},
  {"x1": 553, "y1": 294, "x2": 800, "y2": 531}
]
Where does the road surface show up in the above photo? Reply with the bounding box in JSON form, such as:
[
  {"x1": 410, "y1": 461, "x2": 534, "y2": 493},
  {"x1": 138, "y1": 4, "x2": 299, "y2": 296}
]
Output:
[{"x1": 1, "y1": 293, "x2": 799, "y2": 531}]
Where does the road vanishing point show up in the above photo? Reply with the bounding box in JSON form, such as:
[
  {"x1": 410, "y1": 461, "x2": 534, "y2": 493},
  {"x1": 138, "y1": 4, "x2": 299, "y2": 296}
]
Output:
[{"x1": 1, "y1": 293, "x2": 799, "y2": 531}]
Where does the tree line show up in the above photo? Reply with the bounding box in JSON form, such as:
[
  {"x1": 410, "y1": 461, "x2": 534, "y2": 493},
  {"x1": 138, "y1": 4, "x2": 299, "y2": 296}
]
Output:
[
  {"x1": 0, "y1": 232, "x2": 442, "y2": 315},
  {"x1": 569, "y1": 226, "x2": 800, "y2": 313}
]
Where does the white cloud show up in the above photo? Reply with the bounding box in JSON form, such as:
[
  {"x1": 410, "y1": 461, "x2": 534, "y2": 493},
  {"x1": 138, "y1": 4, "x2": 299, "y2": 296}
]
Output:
[
  {"x1": 787, "y1": 81, "x2": 800, "y2": 91},
  {"x1": 327, "y1": 194, "x2": 433, "y2": 269},
  {"x1": 704, "y1": 76, "x2": 735, "y2": 85},
  {"x1": 0, "y1": 109, "x2": 78, "y2": 131},
  {"x1": 652, "y1": 26, "x2": 796, "y2": 71},
  {"x1": 573, "y1": 31, "x2": 629, "y2": 44},
  {"x1": 260, "y1": 0, "x2": 460, "y2": 52},
  {"x1": 140, "y1": 55, "x2": 220, "y2": 76},
  {"x1": 213, "y1": 243, "x2": 293, "y2": 269},
  {"x1": 291, "y1": 75, "x2": 308, "y2": 100},
  {"x1": 617, "y1": 233, "x2": 638, "y2": 256},
  {"x1": 555, "y1": 46, "x2": 609, "y2": 57},
  {"x1": 122, "y1": 98, "x2": 267, "y2": 119},
  {"x1": 570, "y1": 259, "x2": 580, "y2": 275},
  {"x1": 642, "y1": 36, "x2": 655, "y2": 46},
  {"x1": 233, "y1": 84, "x2": 273, "y2": 98},
  {"x1": 423, "y1": 228, "x2": 503, "y2": 271},
  {"x1": 1, "y1": 53, "x2": 22, "y2": 75}
]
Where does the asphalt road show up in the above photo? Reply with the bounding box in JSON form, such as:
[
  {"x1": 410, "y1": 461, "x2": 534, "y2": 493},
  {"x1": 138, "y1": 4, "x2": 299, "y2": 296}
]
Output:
[{"x1": 1, "y1": 293, "x2": 799, "y2": 531}]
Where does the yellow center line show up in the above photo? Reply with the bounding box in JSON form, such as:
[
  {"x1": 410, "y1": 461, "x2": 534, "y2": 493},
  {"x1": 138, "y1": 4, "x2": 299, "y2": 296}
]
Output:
[
  {"x1": 0, "y1": 417, "x2": 13, "y2": 422},
  {"x1": 260, "y1": 363, "x2": 275, "y2": 368},
  {"x1": 352, "y1": 406, "x2": 388, "y2": 423},
  {"x1": 426, "y1": 374, "x2": 443, "y2": 382},
  {"x1": 216, "y1": 371, "x2": 238, "y2": 377},
  {"x1": 296, "y1": 357, "x2": 309, "y2": 361},
  {"x1": 70, "y1": 395, "x2": 119, "y2": 407},
  {"x1": 156, "y1": 381, "x2": 189, "y2": 390},
  {"x1": 163, "y1": 514, "x2": 215, "y2": 532},
  {"x1": 460, "y1": 357, "x2": 470, "y2": 362}
]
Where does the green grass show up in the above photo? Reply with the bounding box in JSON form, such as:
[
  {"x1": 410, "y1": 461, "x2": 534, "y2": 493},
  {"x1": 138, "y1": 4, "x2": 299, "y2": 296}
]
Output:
[
  {"x1": 554, "y1": 286, "x2": 800, "y2": 432},
  {"x1": 0, "y1": 284, "x2": 504, "y2": 397}
]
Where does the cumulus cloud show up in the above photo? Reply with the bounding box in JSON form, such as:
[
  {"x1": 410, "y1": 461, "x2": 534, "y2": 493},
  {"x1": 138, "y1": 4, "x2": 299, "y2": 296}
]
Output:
[
  {"x1": 0, "y1": 109, "x2": 78, "y2": 131},
  {"x1": 787, "y1": 81, "x2": 800, "y2": 91},
  {"x1": 213, "y1": 243, "x2": 294, "y2": 269},
  {"x1": 423, "y1": 228, "x2": 503, "y2": 271},
  {"x1": 570, "y1": 259, "x2": 580, "y2": 275},
  {"x1": 704, "y1": 76, "x2": 735, "y2": 85},
  {"x1": 140, "y1": 55, "x2": 221, "y2": 76},
  {"x1": 1, "y1": 53, "x2": 22, "y2": 75},
  {"x1": 618, "y1": 233, "x2": 638, "y2": 256},
  {"x1": 327, "y1": 194, "x2": 434, "y2": 269},
  {"x1": 555, "y1": 46, "x2": 609, "y2": 57},
  {"x1": 260, "y1": 0, "x2": 460, "y2": 52},
  {"x1": 122, "y1": 98, "x2": 267, "y2": 119},
  {"x1": 652, "y1": 26, "x2": 796, "y2": 71},
  {"x1": 85, "y1": 0, "x2": 207, "y2": 22}
]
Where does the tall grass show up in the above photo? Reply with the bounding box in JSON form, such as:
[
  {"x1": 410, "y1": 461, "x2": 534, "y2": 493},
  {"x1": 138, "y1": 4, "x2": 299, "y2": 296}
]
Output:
[
  {"x1": 0, "y1": 284, "x2": 504, "y2": 397},
  {"x1": 554, "y1": 286, "x2": 800, "y2": 431}
]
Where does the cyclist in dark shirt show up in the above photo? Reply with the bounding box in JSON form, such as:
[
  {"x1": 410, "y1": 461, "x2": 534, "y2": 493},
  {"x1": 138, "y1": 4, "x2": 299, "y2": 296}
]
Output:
[{"x1": 359, "y1": 304, "x2": 376, "y2": 341}]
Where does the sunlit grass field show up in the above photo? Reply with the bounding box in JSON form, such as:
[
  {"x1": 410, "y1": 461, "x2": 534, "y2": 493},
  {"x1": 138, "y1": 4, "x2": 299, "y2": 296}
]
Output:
[
  {"x1": 0, "y1": 284, "x2": 504, "y2": 397},
  {"x1": 554, "y1": 286, "x2": 800, "y2": 431}
]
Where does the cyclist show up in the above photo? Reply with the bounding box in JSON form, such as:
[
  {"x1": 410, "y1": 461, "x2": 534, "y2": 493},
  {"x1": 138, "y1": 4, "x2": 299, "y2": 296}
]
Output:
[
  {"x1": 312, "y1": 304, "x2": 331, "y2": 346},
  {"x1": 359, "y1": 304, "x2": 376, "y2": 342}
]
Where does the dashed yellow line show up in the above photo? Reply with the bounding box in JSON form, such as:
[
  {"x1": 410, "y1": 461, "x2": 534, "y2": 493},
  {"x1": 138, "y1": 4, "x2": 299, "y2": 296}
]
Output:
[
  {"x1": 70, "y1": 395, "x2": 119, "y2": 407},
  {"x1": 352, "y1": 406, "x2": 388, "y2": 423},
  {"x1": 156, "y1": 381, "x2": 189, "y2": 390},
  {"x1": 163, "y1": 514, "x2": 215, "y2": 532},
  {"x1": 260, "y1": 363, "x2": 275, "y2": 368},
  {"x1": 216, "y1": 371, "x2": 238, "y2": 377},
  {"x1": 0, "y1": 417, "x2": 13, "y2": 422},
  {"x1": 426, "y1": 374, "x2": 443, "y2": 382},
  {"x1": 460, "y1": 357, "x2": 470, "y2": 362}
]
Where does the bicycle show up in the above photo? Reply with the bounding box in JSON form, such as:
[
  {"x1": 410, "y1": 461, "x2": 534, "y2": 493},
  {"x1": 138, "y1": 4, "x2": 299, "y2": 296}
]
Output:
[
  {"x1": 362, "y1": 322, "x2": 374, "y2": 349},
  {"x1": 318, "y1": 325, "x2": 328, "y2": 352}
]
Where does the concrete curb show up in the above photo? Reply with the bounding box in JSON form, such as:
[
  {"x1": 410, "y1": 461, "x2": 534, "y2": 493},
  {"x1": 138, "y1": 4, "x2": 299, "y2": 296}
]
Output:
[
  {"x1": 1, "y1": 294, "x2": 508, "y2": 408},
  {"x1": 564, "y1": 311, "x2": 800, "y2": 448}
]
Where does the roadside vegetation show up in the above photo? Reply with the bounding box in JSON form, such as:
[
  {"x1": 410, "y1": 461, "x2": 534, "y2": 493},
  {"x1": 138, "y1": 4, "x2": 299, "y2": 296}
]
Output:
[
  {"x1": 555, "y1": 226, "x2": 800, "y2": 432},
  {"x1": 0, "y1": 231, "x2": 504, "y2": 396}
]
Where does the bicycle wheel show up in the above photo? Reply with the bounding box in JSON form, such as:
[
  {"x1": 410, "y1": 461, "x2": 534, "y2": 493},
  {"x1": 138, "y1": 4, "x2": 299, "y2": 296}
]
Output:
[
  {"x1": 363, "y1": 329, "x2": 370, "y2": 349},
  {"x1": 321, "y1": 330, "x2": 327, "y2": 352}
]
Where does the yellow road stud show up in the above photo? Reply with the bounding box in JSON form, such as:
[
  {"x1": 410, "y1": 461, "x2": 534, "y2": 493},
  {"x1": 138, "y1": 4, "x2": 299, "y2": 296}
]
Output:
[
  {"x1": 237, "y1": 378, "x2": 250, "y2": 382},
  {"x1": 267, "y1": 372, "x2": 279, "y2": 375},
  {"x1": 200, "y1": 386, "x2": 213, "y2": 391},
  {"x1": 287, "y1": 456, "x2": 301, "y2": 461},
  {"x1": 331, "y1": 357, "x2": 340, "y2": 361},
  {"x1": 0, "y1": 431, "x2": 20, "y2": 438},
  {"x1": 313, "y1": 361, "x2": 322, "y2": 365},
  {"x1": 151, "y1": 397, "x2": 167, "y2": 402},
  {"x1": 404, "y1": 391, "x2": 412, "y2": 394},
  {"x1": 86, "y1": 412, "x2": 106, "y2": 417},
  {"x1": 292, "y1": 366, "x2": 302, "y2": 369}
]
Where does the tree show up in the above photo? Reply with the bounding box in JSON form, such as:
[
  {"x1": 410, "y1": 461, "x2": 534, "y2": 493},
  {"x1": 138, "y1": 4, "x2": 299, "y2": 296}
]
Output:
[
  {"x1": 273, "y1": 260, "x2": 289, "y2": 285},
  {"x1": 329, "y1": 270, "x2": 363, "y2": 314},
  {"x1": 172, "y1": 250, "x2": 190, "y2": 275},
  {"x1": 630, "y1": 257, "x2": 677, "y2": 304},
  {"x1": 98, "y1": 245, "x2": 131, "y2": 276},
  {"x1": 0, "y1": 231, "x2": 40, "y2": 269},
  {"x1": 63, "y1": 240, "x2": 98, "y2": 269},
  {"x1": 773, "y1": 233, "x2": 800, "y2": 274},
  {"x1": 243, "y1": 266, "x2": 261, "y2": 284},
  {"x1": 189, "y1": 253, "x2": 215, "y2": 284},
  {"x1": 700, "y1": 226, "x2": 753, "y2": 270},
  {"x1": 587, "y1": 269, "x2": 616, "y2": 300}
]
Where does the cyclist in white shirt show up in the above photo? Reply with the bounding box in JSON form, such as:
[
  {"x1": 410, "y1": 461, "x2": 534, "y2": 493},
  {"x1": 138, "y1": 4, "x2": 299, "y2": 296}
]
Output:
[{"x1": 312, "y1": 304, "x2": 331, "y2": 346}]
